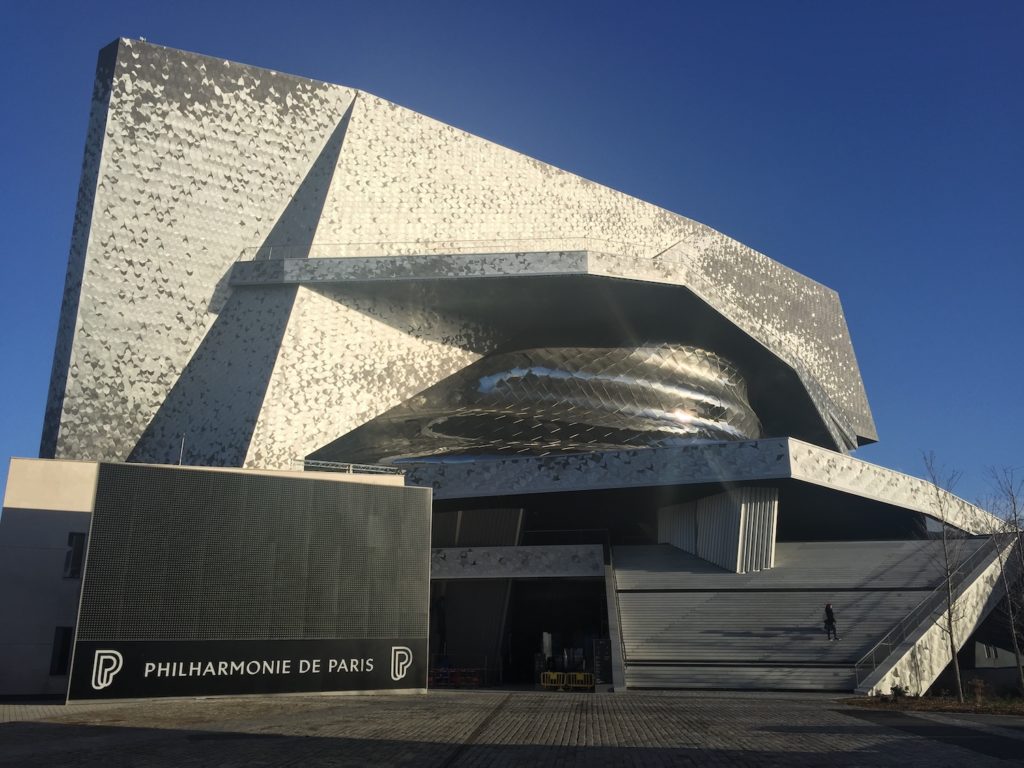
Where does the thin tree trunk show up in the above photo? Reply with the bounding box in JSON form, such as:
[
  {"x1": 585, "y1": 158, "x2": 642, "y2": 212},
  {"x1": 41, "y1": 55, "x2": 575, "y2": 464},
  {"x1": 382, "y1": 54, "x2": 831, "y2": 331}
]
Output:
[
  {"x1": 993, "y1": 534, "x2": 1024, "y2": 693},
  {"x1": 942, "y1": 521, "x2": 965, "y2": 703},
  {"x1": 925, "y1": 454, "x2": 967, "y2": 701},
  {"x1": 992, "y1": 470, "x2": 1024, "y2": 695},
  {"x1": 945, "y1": 574, "x2": 964, "y2": 702},
  {"x1": 1006, "y1": 580, "x2": 1024, "y2": 694}
]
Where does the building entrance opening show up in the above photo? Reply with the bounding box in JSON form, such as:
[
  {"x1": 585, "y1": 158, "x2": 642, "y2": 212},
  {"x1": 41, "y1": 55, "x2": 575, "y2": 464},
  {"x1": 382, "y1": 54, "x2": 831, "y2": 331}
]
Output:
[
  {"x1": 504, "y1": 578, "x2": 608, "y2": 684},
  {"x1": 428, "y1": 577, "x2": 610, "y2": 688}
]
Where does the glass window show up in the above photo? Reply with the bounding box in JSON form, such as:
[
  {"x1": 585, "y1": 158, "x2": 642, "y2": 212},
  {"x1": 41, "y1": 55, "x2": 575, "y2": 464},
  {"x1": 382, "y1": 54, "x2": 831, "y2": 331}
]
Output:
[
  {"x1": 49, "y1": 627, "x2": 74, "y2": 675},
  {"x1": 63, "y1": 532, "x2": 86, "y2": 579}
]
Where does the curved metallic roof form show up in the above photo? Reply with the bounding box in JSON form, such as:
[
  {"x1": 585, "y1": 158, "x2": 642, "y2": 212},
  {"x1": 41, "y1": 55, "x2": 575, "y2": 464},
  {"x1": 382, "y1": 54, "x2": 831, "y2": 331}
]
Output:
[
  {"x1": 42, "y1": 39, "x2": 875, "y2": 468},
  {"x1": 311, "y1": 345, "x2": 761, "y2": 463}
]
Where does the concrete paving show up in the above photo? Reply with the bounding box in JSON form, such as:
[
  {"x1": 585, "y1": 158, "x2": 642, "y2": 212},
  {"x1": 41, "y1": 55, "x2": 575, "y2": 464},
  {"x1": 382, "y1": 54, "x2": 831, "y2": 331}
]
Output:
[{"x1": 1, "y1": 690, "x2": 1022, "y2": 766}]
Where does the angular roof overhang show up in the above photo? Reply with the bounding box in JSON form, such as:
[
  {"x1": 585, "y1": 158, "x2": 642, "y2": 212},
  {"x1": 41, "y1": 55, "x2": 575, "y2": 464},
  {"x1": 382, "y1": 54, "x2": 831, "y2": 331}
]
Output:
[
  {"x1": 234, "y1": 248, "x2": 873, "y2": 453},
  {"x1": 398, "y1": 438, "x2": 999, "y2": 535}
]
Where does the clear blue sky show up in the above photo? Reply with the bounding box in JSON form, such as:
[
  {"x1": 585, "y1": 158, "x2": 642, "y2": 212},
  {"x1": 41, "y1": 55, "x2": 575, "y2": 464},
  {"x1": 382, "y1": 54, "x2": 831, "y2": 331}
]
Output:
[{"x1": 1, "y1": 1, "x2": 1021, "y2": 504}]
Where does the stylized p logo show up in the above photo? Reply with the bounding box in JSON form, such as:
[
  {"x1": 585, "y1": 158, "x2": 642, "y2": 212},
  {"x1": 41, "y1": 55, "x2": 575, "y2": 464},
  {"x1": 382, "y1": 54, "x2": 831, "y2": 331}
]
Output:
[
  {"x1": 390, "y1": 646, "x2": 413, "y2": 681},
  {"x1": 91, "y1": 650, "x2": 123, "y2": 690}
]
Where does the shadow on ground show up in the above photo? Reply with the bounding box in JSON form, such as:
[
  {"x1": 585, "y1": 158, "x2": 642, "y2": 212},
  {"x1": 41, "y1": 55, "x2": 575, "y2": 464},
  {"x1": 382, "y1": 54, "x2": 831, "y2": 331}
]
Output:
[{"x1": 1, "y1": 718, "x2": 1019, "y2": 768}]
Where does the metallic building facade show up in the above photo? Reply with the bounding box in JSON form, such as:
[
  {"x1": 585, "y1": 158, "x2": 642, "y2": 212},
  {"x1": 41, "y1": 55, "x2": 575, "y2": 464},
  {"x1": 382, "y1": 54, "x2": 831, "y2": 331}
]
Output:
[
  {"x1": 27, "y1": 40, "x2": 1015, "y2": 699},
  {"x1": 44, "y1": 38, "x2": 877, "y2": 474}
]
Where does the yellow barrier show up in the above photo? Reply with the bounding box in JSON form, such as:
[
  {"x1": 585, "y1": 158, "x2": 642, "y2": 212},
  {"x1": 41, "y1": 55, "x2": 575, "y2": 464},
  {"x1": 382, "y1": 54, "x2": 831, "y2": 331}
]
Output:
[
  {"x1": 540, "y1": 671, "x2": 565, "y2": 689},
  {"x1": 540, "y1": 671, "x2": 594, "y2": 691},
  {"x1": 569, "y1": 672, "x2": 594, "y2": 691}
]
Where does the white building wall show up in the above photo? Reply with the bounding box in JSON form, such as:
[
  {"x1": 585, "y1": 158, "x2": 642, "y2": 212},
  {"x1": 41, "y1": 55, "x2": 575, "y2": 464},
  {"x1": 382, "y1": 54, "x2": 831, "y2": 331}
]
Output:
[
  {"x1": 657, "y1": 503, "x2": 697, "y2": 554},
  {"x1": 658, "y1": 487, "x2": 778, "y2": 573},
  {"x1": 739, "y1": 487, "x2": 779, "y2": 572},
  {"x1": 695, "y1": 493, "x2": 742, "y2": 572}
]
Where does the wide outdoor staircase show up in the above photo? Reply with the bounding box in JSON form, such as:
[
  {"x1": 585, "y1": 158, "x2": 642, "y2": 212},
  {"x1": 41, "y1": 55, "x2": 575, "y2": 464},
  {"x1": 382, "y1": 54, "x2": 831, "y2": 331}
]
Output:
[{"x1": 612, "y1": 540, "x2": 988, "y2": 691}]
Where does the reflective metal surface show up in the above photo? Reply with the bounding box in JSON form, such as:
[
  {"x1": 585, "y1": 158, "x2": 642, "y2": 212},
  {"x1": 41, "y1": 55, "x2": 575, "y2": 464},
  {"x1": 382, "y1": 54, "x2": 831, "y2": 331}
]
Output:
[
  {"x1": 318, "y1": 345, "x2": 761, "y2": 463},
  {"x1": 44, "y1": 40, "x2": 876, "y2": 468}
]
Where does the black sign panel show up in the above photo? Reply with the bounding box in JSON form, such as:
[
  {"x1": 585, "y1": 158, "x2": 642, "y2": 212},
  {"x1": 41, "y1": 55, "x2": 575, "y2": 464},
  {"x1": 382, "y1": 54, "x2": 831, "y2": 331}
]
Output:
[{"x1": 68, "y1": 638, "x2": 427, "y2": 700}]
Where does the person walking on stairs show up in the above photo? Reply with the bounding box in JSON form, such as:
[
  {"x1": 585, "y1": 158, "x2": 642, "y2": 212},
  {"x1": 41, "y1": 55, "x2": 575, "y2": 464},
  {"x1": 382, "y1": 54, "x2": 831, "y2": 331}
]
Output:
[{"x1": 824, "y1": 602, "x2": 839, "y2": 640}]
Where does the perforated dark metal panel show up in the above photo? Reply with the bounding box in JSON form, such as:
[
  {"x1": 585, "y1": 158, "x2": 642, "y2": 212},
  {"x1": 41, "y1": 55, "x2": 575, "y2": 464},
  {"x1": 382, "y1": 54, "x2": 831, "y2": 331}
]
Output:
[
  {"x1": 77, "y1": 464, "x2": 430, "y2": 641},
  {"x1": 457, "y1": 509, "x2": 521, "y2": 547}
]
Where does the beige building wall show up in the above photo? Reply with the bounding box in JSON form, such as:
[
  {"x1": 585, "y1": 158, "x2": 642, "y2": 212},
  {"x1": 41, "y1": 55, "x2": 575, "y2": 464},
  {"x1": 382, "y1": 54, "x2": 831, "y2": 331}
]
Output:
[{"x1": 0, "y1": 459, "x2": 97, "y2": 696}]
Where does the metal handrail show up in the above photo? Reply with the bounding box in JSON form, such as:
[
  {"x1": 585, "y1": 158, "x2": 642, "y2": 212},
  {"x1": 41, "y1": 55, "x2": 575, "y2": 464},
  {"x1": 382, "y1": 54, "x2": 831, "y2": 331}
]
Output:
[
  {"x1": 853, "y1": 534, "x2": 1008, "y2": 686},
  {"x1": 237, "y1": 236, "x2": 654, "y2": 262},
  {"x1": 296, "y1": 458, "x2": 404, "y2": 475},
  {"x1": 607, "y1": 546, "x2": 629, "y2": 679}
]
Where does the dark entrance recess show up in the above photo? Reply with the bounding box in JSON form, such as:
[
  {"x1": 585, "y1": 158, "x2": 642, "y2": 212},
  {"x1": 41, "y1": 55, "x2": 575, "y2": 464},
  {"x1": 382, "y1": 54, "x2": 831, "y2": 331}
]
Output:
[
  {"x1": 428, "y1": 577, "x2": 609, "y2": 687},
  {"x1": 435, "y1": 487, "x2": 670, "y2": 548},
  {"x1": 428, "y1": 487, "x2": 690, "y2": 688},
  {"x1": 504, "y1": 578, "x2": 608, "y2": 684}
]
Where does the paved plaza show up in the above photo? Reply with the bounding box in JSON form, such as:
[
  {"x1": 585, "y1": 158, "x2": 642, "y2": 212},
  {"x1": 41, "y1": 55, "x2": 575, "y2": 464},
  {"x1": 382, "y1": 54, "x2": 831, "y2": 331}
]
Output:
[{"x1": 1, "y1": 690, "x2": 1023, "y2": 767}]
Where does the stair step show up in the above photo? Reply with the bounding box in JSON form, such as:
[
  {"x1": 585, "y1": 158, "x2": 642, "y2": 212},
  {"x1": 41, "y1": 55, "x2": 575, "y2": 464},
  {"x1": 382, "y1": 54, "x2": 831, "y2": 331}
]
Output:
[{"x1": 610, "y1": 541, "x2": 975, "y2": 691}]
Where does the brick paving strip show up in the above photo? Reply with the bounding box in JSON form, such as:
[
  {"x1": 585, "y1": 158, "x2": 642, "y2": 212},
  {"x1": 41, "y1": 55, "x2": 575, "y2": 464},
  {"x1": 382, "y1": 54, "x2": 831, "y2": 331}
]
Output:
[{"x1": 0, "y1": 691, "x2": 1021, "y2": 767}]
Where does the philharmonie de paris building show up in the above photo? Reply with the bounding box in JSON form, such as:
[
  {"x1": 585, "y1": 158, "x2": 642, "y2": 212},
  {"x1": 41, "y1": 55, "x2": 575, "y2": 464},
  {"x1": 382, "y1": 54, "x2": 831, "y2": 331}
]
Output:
[{"x1": 1, "y1": 39, "x2": 1017, "y2": 702}]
